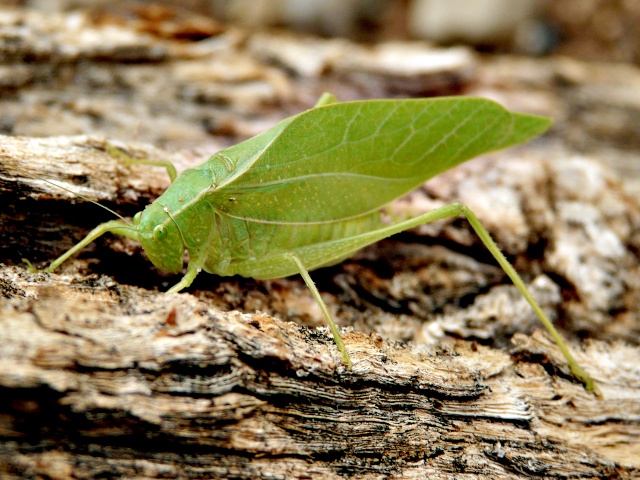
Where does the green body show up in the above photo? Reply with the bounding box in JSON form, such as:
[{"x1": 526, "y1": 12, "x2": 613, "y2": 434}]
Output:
[{"x1": 137, "y1": 96, "x2": 549, "y2": 280}]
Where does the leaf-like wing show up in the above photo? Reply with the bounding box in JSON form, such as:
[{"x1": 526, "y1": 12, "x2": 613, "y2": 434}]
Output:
[{"x1": 203, "y1": 97, "x2": 551, "y2": 224}]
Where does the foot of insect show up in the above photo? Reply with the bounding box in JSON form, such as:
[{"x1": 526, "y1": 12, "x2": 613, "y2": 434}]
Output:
[
  {"x1": 287, "y1": 253, "x2": 353, "y2": 367},
  {"x1": 105, "y1": 143, "x2": 178, "y2": 183},
  {"x1": 166, "y1": 254, "x2": 208, "y2": 294},
  {"x1": 22, "y1": 258, "x2": 38, "y2": 274}
]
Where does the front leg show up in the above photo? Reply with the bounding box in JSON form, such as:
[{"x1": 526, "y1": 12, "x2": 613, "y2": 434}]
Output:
[
  {"x1": 46, "y1": 219, "x2": 137, "y2": 273},
  {"x1": 166, "y1": 250, "x2": 209, "y2": 294}
]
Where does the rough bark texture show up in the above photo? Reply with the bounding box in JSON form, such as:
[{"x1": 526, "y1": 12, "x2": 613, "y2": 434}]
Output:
[{"x1": 1, "y1": 6, "x2": 639, "y2": 479}]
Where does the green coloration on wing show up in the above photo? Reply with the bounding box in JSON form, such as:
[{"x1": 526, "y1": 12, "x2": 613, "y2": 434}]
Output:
[
  {"x1": 205, "y1": 98, "x2": 550, "y2": 224},
  {"x1": 179, "y1": 97, "x2": 551, "y2": 279},
  {"x1": 129, "y1": 97, "x2": 551, "y2": 281}
]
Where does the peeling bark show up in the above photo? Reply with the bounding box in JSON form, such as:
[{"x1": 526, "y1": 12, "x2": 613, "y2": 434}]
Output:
[{"x1": 1, "y1": 286, "x2": 639, "y2": 479}]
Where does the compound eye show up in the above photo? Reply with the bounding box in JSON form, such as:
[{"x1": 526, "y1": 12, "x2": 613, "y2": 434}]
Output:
[
  {"x1": 133, "y1": 212, "x2": 142, "y2": 225},
  {"x1": 153, "y1": 225, "x2": 167, "y2": 240}
]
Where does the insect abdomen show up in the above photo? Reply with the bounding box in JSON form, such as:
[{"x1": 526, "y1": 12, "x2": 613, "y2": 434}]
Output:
[{"x1": 204, "y1": 210, "x2": 384, "y2": 279}]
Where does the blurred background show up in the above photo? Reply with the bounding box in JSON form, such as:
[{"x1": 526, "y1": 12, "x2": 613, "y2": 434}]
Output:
[{"x1": 5, "y1": 0, "x2": 640, "y2": 63}]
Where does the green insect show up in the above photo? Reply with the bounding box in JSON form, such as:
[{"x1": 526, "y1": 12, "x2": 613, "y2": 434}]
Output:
[{"x1": 44, "y1": 93, "x2": 599, "y2": 394}]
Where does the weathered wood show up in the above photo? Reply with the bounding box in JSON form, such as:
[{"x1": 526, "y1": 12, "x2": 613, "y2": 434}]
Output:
[
  {"x1": 1, "y1": 5, "x2": 639, "y2": 479},
  {"x1": 1, "y1": 277, "x2": 639, "y2": 479}
]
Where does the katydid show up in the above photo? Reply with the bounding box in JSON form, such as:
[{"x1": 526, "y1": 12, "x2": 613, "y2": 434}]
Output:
[{"x1": 44, "y1": 93, "x2": 600, "y2": 394}]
